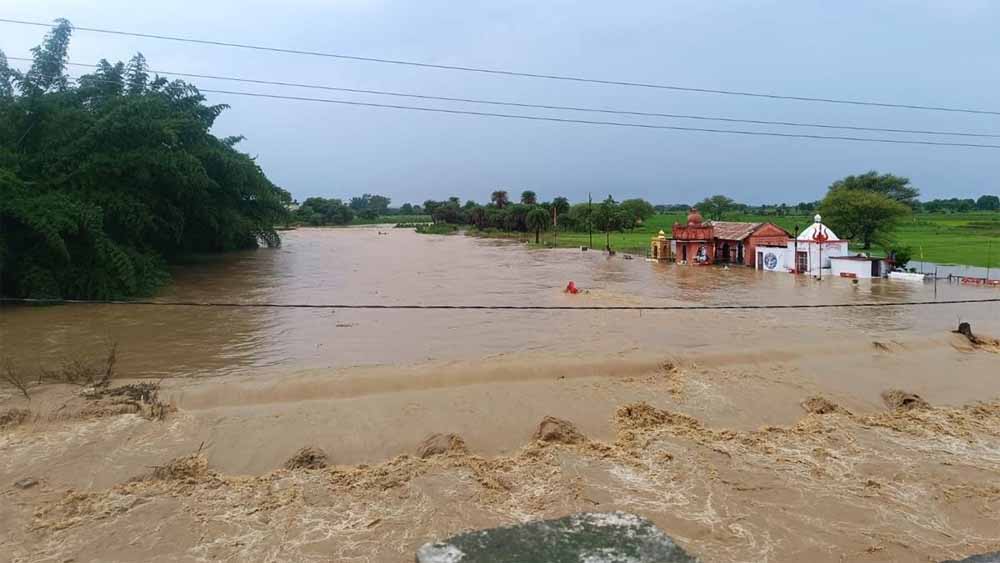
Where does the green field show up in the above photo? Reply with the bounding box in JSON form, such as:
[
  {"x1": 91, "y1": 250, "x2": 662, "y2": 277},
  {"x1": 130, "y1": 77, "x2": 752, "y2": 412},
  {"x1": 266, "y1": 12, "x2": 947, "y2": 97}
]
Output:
[{"x1": 466, "y1": 212, "x2": 1000, "y2": 268}]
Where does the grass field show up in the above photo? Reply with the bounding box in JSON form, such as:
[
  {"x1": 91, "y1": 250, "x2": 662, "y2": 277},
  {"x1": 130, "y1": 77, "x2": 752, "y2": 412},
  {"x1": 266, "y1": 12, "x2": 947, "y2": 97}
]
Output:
[{"x1": 467, "y1": 212, "x2": 1000, "y2": 268}]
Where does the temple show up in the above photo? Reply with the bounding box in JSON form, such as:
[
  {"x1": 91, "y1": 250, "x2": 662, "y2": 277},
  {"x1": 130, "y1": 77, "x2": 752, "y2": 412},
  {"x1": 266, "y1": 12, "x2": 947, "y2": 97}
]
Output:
[
  {"x1": 755, "y1": 214, "x2": 851, "y2": 275},
  {"x1": 658, "y1": 209, "x2": 791, "y2": 267}
]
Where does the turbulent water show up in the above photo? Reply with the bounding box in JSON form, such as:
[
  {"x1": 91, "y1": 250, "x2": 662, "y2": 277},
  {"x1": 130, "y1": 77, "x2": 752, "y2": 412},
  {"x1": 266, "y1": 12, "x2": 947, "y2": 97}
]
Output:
[
  {"x1": 5, "y1": 227, "x2": 1000, "y2": 563},
  {"x1": 2, "y1": 226, "x2": 997, "y2": 379}
]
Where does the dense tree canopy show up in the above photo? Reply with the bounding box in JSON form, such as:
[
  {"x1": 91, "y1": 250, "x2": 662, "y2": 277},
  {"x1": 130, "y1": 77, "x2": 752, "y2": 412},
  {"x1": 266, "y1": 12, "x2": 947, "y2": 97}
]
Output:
[
  {"x1": 0, "y1": 21, "x2": 290, "y2": 299},
  {"x1": 976, "y1": 195, "x2": 999, "y2": 211},
  {"x1": 296, "y1": 197, "x2": 353, "y2": 225},
  {"x1": 349, "y1": 193, "x2": 390, "y2": 219},
  {"x1": 819, "y1": 184, "x2": 910, "y2": 249},
  {"x1": 695, "y1": 195, "x2": 736, "y2": 220},
  {"x1": 829, "y1": 171, "x2": 920, "y2": 208},
  {"x1": 619, "y1": 198, "x2": 655, "y2": 225}
]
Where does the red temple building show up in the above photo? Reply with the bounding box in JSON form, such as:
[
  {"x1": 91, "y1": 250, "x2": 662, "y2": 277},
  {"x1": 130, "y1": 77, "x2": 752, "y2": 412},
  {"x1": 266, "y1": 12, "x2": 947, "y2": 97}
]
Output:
[{"x1": 668, "y1": 209, "x2": 791, "y2": 267}]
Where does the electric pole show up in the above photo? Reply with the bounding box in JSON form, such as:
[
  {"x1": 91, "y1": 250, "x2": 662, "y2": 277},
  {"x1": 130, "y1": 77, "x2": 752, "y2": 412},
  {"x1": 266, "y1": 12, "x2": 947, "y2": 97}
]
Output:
[{"x1": 588, "y1": 192, "x2": 593, "y2": 249}]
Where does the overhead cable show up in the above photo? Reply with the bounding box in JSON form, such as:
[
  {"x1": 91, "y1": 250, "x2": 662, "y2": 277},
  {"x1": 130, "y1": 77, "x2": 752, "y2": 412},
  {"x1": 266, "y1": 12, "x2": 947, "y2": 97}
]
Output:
[
  {"x1": 2, "y1": 297, "x2": 999, "y2": 310},
  {"x1": 7, "y1": 56, "x2": 996, "y2": 139},
  {"x1": 2, "y1": 17, "x2": 998, "y2": 116}
]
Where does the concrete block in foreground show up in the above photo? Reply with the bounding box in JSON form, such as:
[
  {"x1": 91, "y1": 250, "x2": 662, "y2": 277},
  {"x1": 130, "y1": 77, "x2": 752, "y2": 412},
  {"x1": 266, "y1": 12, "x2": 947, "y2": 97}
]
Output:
[
  {"x1": 415, "y1": 512, "x2": 697, "y2": 563},
  {"x1": 941, "y1": 553, "x2": 1000, "y2": 563}
]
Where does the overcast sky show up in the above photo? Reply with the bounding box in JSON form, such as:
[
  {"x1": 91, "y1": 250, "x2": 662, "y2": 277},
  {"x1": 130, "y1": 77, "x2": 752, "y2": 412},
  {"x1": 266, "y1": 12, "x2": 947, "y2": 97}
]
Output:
[{"x1": 3, "y1": 1, "x2": 998, "y2": 205}]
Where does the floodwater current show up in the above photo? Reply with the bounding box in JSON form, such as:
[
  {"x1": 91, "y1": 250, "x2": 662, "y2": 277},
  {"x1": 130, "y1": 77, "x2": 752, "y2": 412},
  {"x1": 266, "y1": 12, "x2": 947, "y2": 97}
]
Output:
[{"x1": 1, "y1": 227, "x2": 998, "y2": 379}]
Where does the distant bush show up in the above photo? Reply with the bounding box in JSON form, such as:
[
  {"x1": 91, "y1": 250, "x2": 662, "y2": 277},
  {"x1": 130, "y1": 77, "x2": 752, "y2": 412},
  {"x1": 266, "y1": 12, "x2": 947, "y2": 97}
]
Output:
[
  {"x1": 353, "y1": 214, "x2": 431, "y2": 225},
  {"x1": 415, "y1": 223, "x2": 459, "y2": 235}
]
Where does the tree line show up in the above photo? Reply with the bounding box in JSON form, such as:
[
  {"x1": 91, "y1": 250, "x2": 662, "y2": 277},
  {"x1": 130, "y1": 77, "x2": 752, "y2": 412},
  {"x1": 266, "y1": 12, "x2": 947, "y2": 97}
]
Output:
[
  {"x1": 294, "y1": 189, "x2": 657, "y2": 245},
  {"x1": 420, "y1": 190, "x2": 655, "y2": 245},
  {"x1": 678, "y1": 188, "x2": 998, "y2": 219},
  {"x1": 0, "y1": 21, "x2": 291, "y2": 299}
]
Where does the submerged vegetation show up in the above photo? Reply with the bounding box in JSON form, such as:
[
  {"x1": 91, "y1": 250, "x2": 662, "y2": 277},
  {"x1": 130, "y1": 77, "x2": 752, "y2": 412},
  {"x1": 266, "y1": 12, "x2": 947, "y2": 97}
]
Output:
[
  {"x1": 0, "y1": 20, "x2": 290, "y2": 299},
  {"x1": 415, "y1": 223, "x2": 460, "y2": 235}
]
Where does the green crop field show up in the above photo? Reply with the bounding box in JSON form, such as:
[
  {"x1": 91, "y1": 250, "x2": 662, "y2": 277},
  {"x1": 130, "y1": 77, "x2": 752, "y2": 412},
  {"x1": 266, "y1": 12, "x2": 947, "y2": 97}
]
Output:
[{"x1": 466, "y1": 212, "x2": 1000, "y2": 268}]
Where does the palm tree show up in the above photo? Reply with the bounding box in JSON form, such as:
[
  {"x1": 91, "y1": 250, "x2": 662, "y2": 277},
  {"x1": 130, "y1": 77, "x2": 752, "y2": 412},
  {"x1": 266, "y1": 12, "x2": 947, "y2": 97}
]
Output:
[
  {"x1": 520, "y1": 190, "x2": 537, "y2": 205},
  {"x1": 552, "y1": 196, "x2": 570, "y2": 216},
  {"x1": 526, "y1": 207, "x2": 549, "y2": 244},
  {"x1": 491, "y1": 190, "x2": 509, "y2": 209}
]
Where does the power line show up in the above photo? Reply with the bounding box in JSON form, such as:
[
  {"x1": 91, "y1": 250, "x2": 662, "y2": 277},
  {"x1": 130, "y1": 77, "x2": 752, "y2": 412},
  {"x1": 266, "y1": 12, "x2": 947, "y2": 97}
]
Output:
[
  {"x1": 9, "y1": 67, "x2": 1000, "y2": 149},
  {"x1": 2, "y1": 17, "x2": 998, "y2": 117},
  {"x1": 8, "y1": 56, "x2": 997, "y2": 139},
  {"x1": 2, "y1": 297, "x2": 998, "y2": 310},
  {"x1": 136, "y1": 87, "x2": 1000, "y2": 149}
]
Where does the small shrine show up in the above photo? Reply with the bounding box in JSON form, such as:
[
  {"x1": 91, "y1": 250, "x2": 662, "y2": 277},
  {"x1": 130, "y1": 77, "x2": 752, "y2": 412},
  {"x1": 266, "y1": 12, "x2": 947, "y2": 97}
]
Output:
[
  {"x1": 648, "y1": 230, "x2": 671, "y2": 261},
  {"x1": 671, "y1": 209, "x2": 714, "y2": 264}
]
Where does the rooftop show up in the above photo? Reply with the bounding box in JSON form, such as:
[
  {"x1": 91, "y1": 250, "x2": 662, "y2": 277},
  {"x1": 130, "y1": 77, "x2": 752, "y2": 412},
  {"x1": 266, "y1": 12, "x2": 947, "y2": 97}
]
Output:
[{"x1": 705, "y1": 221, "x2": 762, "y2": 241}]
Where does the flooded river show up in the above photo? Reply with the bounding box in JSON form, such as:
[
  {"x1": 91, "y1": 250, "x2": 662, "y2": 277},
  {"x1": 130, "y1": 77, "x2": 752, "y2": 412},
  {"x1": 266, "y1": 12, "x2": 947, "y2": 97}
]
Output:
[
  {"x1": 2, "y1": 226, "x2": 998, "y2": 378},
  {"x1": 5, "y1": 227, "x2": 1000, "y2": 563}
]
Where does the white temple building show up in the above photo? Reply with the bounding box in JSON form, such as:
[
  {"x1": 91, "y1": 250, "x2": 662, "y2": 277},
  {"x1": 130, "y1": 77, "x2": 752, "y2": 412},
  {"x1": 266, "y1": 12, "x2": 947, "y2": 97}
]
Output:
[{"x1": 755, "y1": 214, "x2": 850, "y2": 276}]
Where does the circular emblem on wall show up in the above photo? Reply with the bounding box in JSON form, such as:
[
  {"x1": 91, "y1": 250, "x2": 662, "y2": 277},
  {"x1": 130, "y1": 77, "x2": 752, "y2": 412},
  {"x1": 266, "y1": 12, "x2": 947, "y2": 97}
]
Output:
[{"x1": 764, "y1": 252, "x2": 778, "y2": 270}]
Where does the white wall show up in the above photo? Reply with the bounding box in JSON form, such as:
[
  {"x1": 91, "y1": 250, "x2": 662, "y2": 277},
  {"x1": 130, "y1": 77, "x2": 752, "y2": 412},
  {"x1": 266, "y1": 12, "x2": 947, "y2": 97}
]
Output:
[{"x1": 831, "y1": 259, "x2": 874, "y2": 279}]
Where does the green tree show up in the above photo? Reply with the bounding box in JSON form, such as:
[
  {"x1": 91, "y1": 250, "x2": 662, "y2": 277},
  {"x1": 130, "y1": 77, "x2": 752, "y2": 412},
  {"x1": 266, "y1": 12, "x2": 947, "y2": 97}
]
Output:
[
  {"x1": 423, "y1": 200, "x2": 442, "y2": 217},
  {"x1": 508, "y1": 203, "x2": 530, "y2": 232},
  {"x1": 124, "y1": 53, "x2": 149, "y2": 95},
  {"x1": 695, "y1": 195, "x2": 735, "y2": 220},
  {"x1": 887, "y1": 245, "x2": 913, "y2": 269},
  {"x1": 296, "y1": 198, "x2": 354, "y2": 225},
  {"x1": 490, "y1": 190, "x2": 509, "y2": 209},
  {"x1": 22, "y1": 18, "x2": 72, "y2": 94},
  {"x1": 592, "y1": 196, "x2": 622, "y2": 250},
  {"x1": 468, "y1": 206, "x2": 487, "y2": 229},
  {"x1": 976, "y1": 195, "x2": 999, "y2": 211},
  {"x1": 349, "y1": 193, "x2": 391, "y2": 218},
  {"x1": 551, "y1": 196, "x2": 570, "y2": 216},
  {"x1": 565, "y1": 203, "x2": 592, "y2": 232},
  {"x1": 0, "y1": 52, "x2": 16, "y2": 99},
  {"x1": 829, "y1": 171, "x2": 920, "y2": 208},
  {"x1": 818, "y1": 189, "x2": 910, "y2": 249},
  {"x1": 0, "y1": 23, "x2": 289, "y2": 299},
  {"x1": 619, "y1": 198, "x2": 655, "y2": 226},
  {"x1": 399, "y1": 202, "x2": 414, "y2": 214},
  {"x1": 520, "y1": 190, "x2": 537, "y2": 205},
  {"x1": 526, "y1": 207, "x2": 549, "y2": 243}
]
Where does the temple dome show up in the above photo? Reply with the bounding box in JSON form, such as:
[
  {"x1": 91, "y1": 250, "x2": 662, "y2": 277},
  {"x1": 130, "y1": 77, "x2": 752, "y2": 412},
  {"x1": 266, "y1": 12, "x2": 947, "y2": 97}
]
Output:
[
  {"x1": 687, "y1": 209, "x2": 703, "y2": 225},
  {"x1": 797, "y1": 217, "x2": 840, "y2": 241}
]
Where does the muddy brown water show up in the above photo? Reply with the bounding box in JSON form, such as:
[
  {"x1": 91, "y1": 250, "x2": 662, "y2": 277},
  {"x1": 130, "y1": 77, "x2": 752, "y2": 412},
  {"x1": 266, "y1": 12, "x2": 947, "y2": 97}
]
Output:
[
  {"x1": 1, "y1": 226, "x2": 997, "y2": 379},
  {"x1": 4, "y1": 227, "x2": 1000, "y2": 563}
]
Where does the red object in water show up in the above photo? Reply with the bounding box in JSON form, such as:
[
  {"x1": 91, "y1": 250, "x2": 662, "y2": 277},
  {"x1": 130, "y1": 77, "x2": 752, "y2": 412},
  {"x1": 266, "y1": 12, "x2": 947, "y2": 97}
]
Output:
[{"x1": 565, "y1": 281, "x2": 579, "y2": 294}]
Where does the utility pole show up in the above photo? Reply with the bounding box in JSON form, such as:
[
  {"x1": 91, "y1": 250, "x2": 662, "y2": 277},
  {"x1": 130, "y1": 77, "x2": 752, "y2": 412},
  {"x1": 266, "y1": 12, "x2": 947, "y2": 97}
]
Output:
[
  {"x1": 987, "y1": 239, "x2": 993, "y2": 282},
  {"x1": 588, "y1": 192, "x2": 593, "y2": 249},
  {"x1": 818, "y1": 243, "x2": 822, "y2": 280},
  {"x1": 552, "y1": 206, "x2": 558, "y2": 246},
  {"x1": 793, "y1": 224, "x2": 799, "y2": 273}
]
